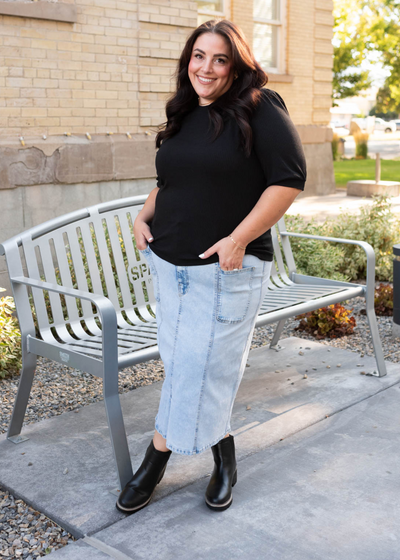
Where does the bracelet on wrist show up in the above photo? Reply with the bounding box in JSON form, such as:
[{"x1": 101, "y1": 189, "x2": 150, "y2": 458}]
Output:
[{"x1": 229, "y1": 235, "x2": 246, "y2": 250}]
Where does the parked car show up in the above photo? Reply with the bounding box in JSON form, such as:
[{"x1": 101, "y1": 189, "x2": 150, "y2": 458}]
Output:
[
  {"x1": 329, "y1": 121, "x2": 350, "y2": 136},
  {"x1": 391, "y1": 120, "x2": 400, "y2": 131},
  {"x1": 374, "y1": 117, "x2": 396, "y2": 133},
  {"x1": 330, "y1": 120, "x2": 348, "y2": 129}
]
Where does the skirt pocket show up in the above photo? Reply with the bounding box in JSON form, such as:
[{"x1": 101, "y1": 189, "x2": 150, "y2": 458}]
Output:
[{"x1": 216, "y1": 266, "x2": 255, "y2": 324}]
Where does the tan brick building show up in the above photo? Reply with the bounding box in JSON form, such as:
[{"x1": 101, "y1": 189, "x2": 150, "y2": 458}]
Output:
[{"x1": 0, "y1": 0, "x2": 335, "y2": 291}]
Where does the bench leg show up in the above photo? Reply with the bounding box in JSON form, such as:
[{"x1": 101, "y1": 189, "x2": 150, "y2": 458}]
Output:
[
  {"x1": 366, "y1": 307, "x2": 387, "y2": 377},
  {"x1": 7, "y1": 352, "x2": 37, "y2": 442},
  {"x1": 103, "y1": 365, "x2": 133, "y2": 490},
  {"x1": 270, "y1": 319, "x2": 286, "y2": 349}
]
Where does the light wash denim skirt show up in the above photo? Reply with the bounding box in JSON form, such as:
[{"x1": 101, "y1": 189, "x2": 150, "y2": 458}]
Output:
[{"x1": 139, "y1": 245, "x2": 272, "y2": 456}]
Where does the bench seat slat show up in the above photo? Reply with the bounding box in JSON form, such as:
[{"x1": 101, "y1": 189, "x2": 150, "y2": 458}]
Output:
[
  {"x1": 29, "y1": 283, "x2": 363, "y2": 364},
  {"x1": 42, "y1": 337, "x2": 158, "y2": 359},
  {"x1": 257, "y1": 286, "x2": 364, "y2": 325}
]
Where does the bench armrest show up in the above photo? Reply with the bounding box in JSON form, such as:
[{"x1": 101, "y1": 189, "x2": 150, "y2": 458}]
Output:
[
  {"x1": 281, "y1": 232, "x2": 373, "y2": 252},
  {"x1": 11, "y1": 276, "x2": 118, "y2": 344},
  {"x1": 280, "y1": 232, "x2": 375, "y2": 304}
]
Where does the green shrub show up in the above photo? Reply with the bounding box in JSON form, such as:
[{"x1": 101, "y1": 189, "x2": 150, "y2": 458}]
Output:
[
  {"x1": 354, "y1": 131, "x2": 369, "y2": 159},
  {"x1": 326, "y1": 195, "x2": 399, "y2": 281},
  {"x1": 295, "y1": 303, "x2": 356, "y2": 339},
  {"x1": 360, "y1": 283, "x2": 393, "y2": 316},
  {"x1": 332, "y1": 132, "x2": 340, "y2": 161},
  {"x1": 0, "y1": 288, "x2": 22, "y2": 378},
  {"x1": 284, "y1": 215, "x2": 349, "y2": 282},
  {"x1": 286, "y1": 195, "x2": 400, "y2": 282},
  {"x1": 373, "y1": 283, "x2": 393, "y2": 316}
]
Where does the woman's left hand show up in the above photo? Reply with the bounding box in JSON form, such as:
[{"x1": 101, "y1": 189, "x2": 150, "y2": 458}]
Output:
[{"x1": 199, "y1": 237, "x2": 246, "y2": 271}]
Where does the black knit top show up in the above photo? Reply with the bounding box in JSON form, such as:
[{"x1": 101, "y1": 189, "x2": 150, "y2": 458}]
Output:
[{"x1": 149, "y1": 89, "x2": 307, "y2": 266}]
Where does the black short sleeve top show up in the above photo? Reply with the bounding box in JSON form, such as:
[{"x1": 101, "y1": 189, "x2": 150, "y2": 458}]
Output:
[{"x1": 149, "y1": 88, "x2": 307, "y2": 266}]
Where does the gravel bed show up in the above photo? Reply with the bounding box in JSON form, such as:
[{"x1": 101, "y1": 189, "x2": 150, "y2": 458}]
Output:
[
  {"x1": 251, "y1": 295, "x2": 397, "y2": 362},
  {"x1": 0, "y1": 490, "x2": 75, "y2": 559},
  {"x1": 0, "y1": 293, "x2": 398, "y2": 559}
]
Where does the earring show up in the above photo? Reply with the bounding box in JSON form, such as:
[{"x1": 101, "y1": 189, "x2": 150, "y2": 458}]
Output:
[{"x1": 234, "y1": 71, "x2": 238, "y2": 80}]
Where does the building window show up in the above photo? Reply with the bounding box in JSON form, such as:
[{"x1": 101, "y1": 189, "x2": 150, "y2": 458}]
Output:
[
  {"x1": 196, "y1": 0, "x2": 229, "y2": 25},
  {"x1": 253, "y1": 0, "x2": 285, "y2": 72}
]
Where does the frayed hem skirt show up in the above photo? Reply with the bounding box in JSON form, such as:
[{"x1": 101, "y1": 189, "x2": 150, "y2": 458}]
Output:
[{"x1": 140, "y1": 246, "x2": 272, "y2": 456}]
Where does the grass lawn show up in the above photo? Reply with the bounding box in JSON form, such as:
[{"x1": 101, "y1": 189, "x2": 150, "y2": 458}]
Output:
[{"x1": 334, "y1": 159, "x2": 400, "y2": 188}]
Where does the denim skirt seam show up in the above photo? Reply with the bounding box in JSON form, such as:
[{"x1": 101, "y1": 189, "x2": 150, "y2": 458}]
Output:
[
  {"x1": 192, "y1": 262, "x2": 219, "y2": 451},
  {"x1": 166, "y1": 294, "x2": 183, "y2": 416},
  {"x1": 223, "y1": 259, "x2": 268, "y2": 436}
]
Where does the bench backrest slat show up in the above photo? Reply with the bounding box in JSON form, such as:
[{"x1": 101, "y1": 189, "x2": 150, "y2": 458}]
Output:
[
  {"x1": 270, "y1": 223, "x2": 294, "y2": 287},
  {"x1": 86, "y1": 212, "x2": 125, "y2": 317},
  {"x1": 105, "y1": 212, "x2": 135, "y2": 313},
  {"x1": 21, "y1": 233, "x2": 63, "y2": 340},
  {"x1": 15, "y1": 199, "x2": 156, "y2": 340},
  {"x1": 35, "y1": 238, "x2": 77, "y2": 342},
  {"x1": 115, "y1": 209, "x2": 155, "y2": 323},
  {"x1": 51, "y1": 232, "x2": 94, "y2": 340},
  {"x1": 64, "y1": 226, "x2": 100, "y2": 327},
  {"x1": 95, "y1": 204, "x2": 155, "y2": 323},
  {"x1": 277, "y1": 217, "x2": 297, "y2": 276}
]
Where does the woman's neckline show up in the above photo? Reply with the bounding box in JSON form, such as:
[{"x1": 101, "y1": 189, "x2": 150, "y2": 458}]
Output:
[{"x1": 198, "y1": 98, "x2": 217, "y2": 108}]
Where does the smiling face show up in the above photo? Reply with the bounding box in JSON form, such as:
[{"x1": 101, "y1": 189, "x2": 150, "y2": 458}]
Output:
[{"x1": 188, "y1": 32, "x2": 235, "y2": 105}]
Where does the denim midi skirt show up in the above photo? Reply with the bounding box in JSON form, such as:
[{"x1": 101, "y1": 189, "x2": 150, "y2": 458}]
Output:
[{"x1": 139, "y1": 245, "x2": 272, "y2": 456}]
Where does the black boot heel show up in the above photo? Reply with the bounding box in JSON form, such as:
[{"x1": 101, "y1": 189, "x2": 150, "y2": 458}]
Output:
[
  {"x1": 116, "y1": 440, "x2": 172, "y2": 514},
  {"x1": 205, "y1": 434, "x2": 237, "y2": 511}
]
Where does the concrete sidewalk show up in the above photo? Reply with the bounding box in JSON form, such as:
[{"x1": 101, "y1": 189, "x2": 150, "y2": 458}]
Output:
[
  {"x1": 287, "y1": 190, "x2": 400, "y2": 223},
  {"x1": 53, "y1": 383, "x2": 400, "y2": 560},
  {"x1": 1, "y1": 338, "x2": 400, "y2": 559}
]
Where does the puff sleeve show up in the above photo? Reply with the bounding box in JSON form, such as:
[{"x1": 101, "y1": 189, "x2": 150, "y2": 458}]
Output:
[{"x1": 251, "y1": 89, "x2": 307, "y2": 191}]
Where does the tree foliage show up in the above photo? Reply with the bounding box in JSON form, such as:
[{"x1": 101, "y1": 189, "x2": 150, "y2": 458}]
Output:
[
  {"x1": 367, "y1": 1, "x2": 400, "y2": 113},
  {"x1": 333, "y1": 0, "x2": 372, "y2": 99},
  {"x1": 375, "y1": 83, "x2": 400, "y2": 115},
  {"x1": 333, "y1": 0, "x2": 400, "y2": 112},
  {"x1": 369, "y1": 99, "x2": 398, "y2": 120}
]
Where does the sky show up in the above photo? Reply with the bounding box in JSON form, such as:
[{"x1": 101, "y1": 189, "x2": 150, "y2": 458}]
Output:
[{"x1": 361, "y1": 57, "x2": 391, "y2": 88}]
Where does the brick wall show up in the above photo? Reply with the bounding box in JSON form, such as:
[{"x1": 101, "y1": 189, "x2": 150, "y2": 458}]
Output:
[
  {"x1": 137, "y1": 0, "x2": 197, "y2": 127},
  {"x1": 0, "y1": 0, "x2": 197, "y2": 136},
  {"x1": 231, "y1": 0, "x2": 253, "y2": 46},
  {"x1": 0, "y1": 0, "x2": 333, "y2": 131}
]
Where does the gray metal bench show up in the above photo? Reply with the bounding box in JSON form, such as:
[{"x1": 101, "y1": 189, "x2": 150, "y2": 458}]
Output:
[{"x1": 0, "y1": 194, "x2": 387, "y2": 490}]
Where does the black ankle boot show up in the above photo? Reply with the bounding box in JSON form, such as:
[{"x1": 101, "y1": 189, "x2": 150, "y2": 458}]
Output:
[
  {"x1": 116, "y1": 439, "x2": 172, "y2": 514},
  {"x1": 205, "y1": 434, "x2": 237, "y2": 511}
]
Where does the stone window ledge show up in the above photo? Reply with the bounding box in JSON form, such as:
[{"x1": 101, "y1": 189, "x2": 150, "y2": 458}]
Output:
[{"x1": 0, "y1": 0, "x2": 77, "y2": 23}]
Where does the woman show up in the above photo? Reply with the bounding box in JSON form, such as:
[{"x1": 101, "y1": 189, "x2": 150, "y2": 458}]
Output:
[{"x1": 116, "y1": 19, "x2": 306, "y2": 514}]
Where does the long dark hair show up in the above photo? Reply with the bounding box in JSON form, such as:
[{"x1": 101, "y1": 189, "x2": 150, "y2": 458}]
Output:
[{"x1": 155, "y1": 19, "x2": 268, "y2": 157}]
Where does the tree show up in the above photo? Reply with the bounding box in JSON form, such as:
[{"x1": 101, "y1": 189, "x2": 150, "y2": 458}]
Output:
[
  {"x1": 367, "y1": 1, "x2": 400, "y2": 114},
  {"x1": 333, "y1": 0, "x2": 372, "y2": 100},
  {"x1": 374, "y1": 86, "x2": 400, "y2": 115},
  {"x1": 333, "y1": 43, "x2": 371, "y2": 100},
  {"x1": 333, "y1": 0, "x2": 400, "y2": 112}
]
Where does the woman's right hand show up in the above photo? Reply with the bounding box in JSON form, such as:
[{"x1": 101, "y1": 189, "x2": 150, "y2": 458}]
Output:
[{"x1": 133, "y1": 216, "x2": 154, "y2": 250}]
